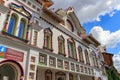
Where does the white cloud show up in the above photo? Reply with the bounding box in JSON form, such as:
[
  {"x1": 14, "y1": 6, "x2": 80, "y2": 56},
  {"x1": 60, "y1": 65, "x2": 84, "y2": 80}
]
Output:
[
  {"x1": 51, "y1": 0, "x2": 120, "y2": 23},
  {"x1": 90, "y1": 26, "x2": 120, "y2": 48},
  {"x1": 113, "y1": 52, "x2": 120, "y2": 72}
]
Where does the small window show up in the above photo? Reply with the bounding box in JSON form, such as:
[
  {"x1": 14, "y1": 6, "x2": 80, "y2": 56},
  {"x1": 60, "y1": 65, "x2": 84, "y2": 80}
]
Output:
[
  {"x1": 84, "y1": 49, "x2": 90, "y2": 65},
  {"x1": 37, "y1": 8, "x2": 40, "y2": 12},
  {"x1": 33, "y1": 30, "x2": 38, "y2": 46},
  {"x1": 28, "y1": 1, "x2": 31, "y2": 6},
  {"x1": 43, "y1": 28, "x2": 53, "y2": 51},
  {"x1": 67, "y1": 38, "x2": 77, "y2": 60},
  {"x1": 58, "y1": 35, "x2": 65, "y2": 56},
  {"x1": 78, "y1": 46, "x2": 84, "y2": 63},
  {"x1": 32, "y1": 5, "x2": 36, "y2": 9}
]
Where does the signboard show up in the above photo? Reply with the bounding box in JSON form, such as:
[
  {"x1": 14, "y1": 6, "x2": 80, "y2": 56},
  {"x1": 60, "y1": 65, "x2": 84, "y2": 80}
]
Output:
[
  {"x1": 0, "y1": 45, "x2": 24, "y2": 62},
  {"x1": 5, "y1": 48, "x2": 24, "y2": 62}
]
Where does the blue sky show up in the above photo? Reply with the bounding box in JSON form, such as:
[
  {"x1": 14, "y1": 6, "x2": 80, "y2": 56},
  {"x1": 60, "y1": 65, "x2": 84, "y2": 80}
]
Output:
[
  {"x1": 51, "y1": 0, "x2": 120, "y2": 71},
  {"x1": 83, "y1": 10, "x2": 120, "y2": 54}
]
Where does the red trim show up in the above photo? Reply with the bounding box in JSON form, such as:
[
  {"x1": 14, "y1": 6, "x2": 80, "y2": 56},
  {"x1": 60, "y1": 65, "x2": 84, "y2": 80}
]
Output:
[
  {"x1": 0, "y1": 60, "x2": 24, "y2": 79},
  {"x1": 3, "y1": 10, "x2": 11, "y2": 32}
]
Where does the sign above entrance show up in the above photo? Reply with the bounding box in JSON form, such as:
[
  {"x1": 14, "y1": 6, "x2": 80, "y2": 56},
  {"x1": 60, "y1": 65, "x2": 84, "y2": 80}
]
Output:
[
  {"x1": 5, "y1": 48, "x2": 24, "y2": 62},
  {"x1": 0, "y1": 45, "x2": 24, "y2": 62}
]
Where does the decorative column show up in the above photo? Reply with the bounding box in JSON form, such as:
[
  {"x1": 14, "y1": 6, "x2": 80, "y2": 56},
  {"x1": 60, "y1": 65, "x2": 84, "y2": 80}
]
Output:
[
  {"x1": 3, "y1": 10, "x2": 11, "y2": 32},
  {"x1": 77, "y1": 74, "x2": 80, "y2": 80},
  {"x1": 66, "y1": 73, "x2": 69, "y2": 80}
]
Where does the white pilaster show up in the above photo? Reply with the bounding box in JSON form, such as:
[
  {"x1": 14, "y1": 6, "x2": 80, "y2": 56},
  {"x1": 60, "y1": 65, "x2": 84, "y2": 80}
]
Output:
[{"x1": 66, "y1": 73, "x2": 69, "y2": 80}]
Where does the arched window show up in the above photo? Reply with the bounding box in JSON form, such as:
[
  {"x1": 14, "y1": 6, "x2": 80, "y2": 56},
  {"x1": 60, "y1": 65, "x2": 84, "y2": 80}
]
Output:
[
  {"x1": 7, "y1": 14, "x2": 18, "y2": 34},
  {"x1": 58, "y1": 35, "x2": 65, "y2": 56},
  {"x1": 43, "y1": 28, "x2": 53, "y2": 51},
  {"x1": 91, "y1": 51, "x2": 98, "y2": 67},
  {"x1": 66, "y1": 20, "x2": 74, "y2": 32},
  {"x1": 84, "y1": 49, "x2": 90, "y2": 65},
  {"x1": 67, "y1": 38, "x2": 77, "y2": 60},
  {"x1": 78, "y1": 46, "x2": 84, "y2": 63},
  {"x1": 45, "y1": 70, "x2": 52, "y2": 80},
  {"x1": 18, "y1": 18, "x2": 26, "y2": 38}
]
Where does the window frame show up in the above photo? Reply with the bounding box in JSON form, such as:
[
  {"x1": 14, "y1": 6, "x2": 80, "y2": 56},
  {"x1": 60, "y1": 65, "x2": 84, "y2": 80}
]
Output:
[{"x1": 43, "y1": 28, "x2": 53, "y2": 51}]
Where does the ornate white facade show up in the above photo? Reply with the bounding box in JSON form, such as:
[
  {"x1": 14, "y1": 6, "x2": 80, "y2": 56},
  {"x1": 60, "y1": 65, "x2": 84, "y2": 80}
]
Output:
[{"x1": 0, "y1": 0, "x2": 108, "y2": 80}]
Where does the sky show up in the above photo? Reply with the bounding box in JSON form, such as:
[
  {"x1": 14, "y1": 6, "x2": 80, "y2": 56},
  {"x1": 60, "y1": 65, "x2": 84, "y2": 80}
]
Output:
[{"x1": 51, "y1": 0, "x2": 120, "y2": 72}]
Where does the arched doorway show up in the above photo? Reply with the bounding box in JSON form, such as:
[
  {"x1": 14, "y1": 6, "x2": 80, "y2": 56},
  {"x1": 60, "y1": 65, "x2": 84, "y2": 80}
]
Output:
[
  {"x1": 0, "y1": 64, "x2": 17, "y2": 80},
  {"x1": 56, "y1": 72, "x2": 66, "y2": 80},
  {"x1": 0, "y1": 60, "x2": 24, "y2": 80},
  {"x1": 57, "y1": 77, "x2": 64, "y2": 80},
  {"x1": 45, "y1": 70, "x2": 52, "y2": 80}
]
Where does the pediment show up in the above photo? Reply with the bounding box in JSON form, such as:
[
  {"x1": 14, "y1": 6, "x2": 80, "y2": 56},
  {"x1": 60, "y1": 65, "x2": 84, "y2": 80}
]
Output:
[
  {"x1": 10, "y1": 3, "x2": 31, "y2": 18},
  {"x1": 66, "y1": 7, "x2": 85, "y2": 34}
]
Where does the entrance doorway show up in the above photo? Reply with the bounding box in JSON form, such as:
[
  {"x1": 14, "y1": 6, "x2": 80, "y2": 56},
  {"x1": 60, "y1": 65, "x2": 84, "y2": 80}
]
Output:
[
  {"x1": 55, "y1": 72, "x2": 66, "y2": 80},
  {"x1": 0, "y1": 64, "x2": 17, "y2": 80},
  {"x1": 57, "y1": 77, "x2": 64, "y2": 80}
]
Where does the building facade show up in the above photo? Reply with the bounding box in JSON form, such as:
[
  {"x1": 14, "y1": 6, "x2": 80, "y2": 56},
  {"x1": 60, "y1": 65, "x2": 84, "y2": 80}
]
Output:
[{"x1": 0, "y1": 0, "x2": 108, "y2": 80}]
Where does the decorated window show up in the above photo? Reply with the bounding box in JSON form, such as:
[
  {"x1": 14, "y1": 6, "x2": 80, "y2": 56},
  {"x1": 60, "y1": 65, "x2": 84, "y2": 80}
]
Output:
[
  {"x1": 78, "y1": 46, "x2": 84, "y2": 63},
  {"x1": 57, "y1": 59, "x2": 63, "y2": 68},
  {"x1": 76, "y1": 65, "x2": 79, "y2": 72},
  {"x1": 39, "y1": 53, "x2": 47, "y2": 65},
  {"x1": 58, "y1": 35, "x2": 65, "y2": 56},
  {"x1": 18, "y1": 18, "x2": 27, "y2": 38},
  {"x1": 7, "y1": 13, "x2": 18, "y2": 35},
  {"x1": 70, "y1": 63, "x2": 75, "y2": 71},
  {"x1": 84, "y1": 49, "x2": 90, "y2": 65},
  {"x1": 91, "y1": 51, "x2": 98, "y2": 67},
  {"x1": 64, "y1": 61, "x2": 69, "y2": 70},
  {"x1": 67, "y1": 38, "x2": 77, "y2": 60},
  {"x1": 84, "y1": 67, "x2": 87, "y2": 73},
  {"x1": 91, "y1": 69, "x2": 94, "y2": 75},
  {"x1": 88, "y1": 68, "x2": 91, "y2": 74},
  {"x1": 80, "y1": 66, "x2": 84, "y2": 73},
  {"x1": 33, "y1": 30, "x2": 38, "y2": 46},
  {"x1": 43, "y1": 28, "x2": 53, "y2": 51},
  {"x1": 31, "y1": 56, "x2": 36, "y2": 62},
  {"x1": 4, "y1": 3, "x2": 31, "y2": 41},
  {"x1": 49, "y1": 56, "x2": 56, "y2": 67}
]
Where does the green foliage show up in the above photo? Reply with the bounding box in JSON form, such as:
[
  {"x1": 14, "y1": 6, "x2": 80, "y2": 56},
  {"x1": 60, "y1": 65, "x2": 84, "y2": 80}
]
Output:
[{"x1": 106, "y1": 68, "x2": 120, "y2": 80}]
